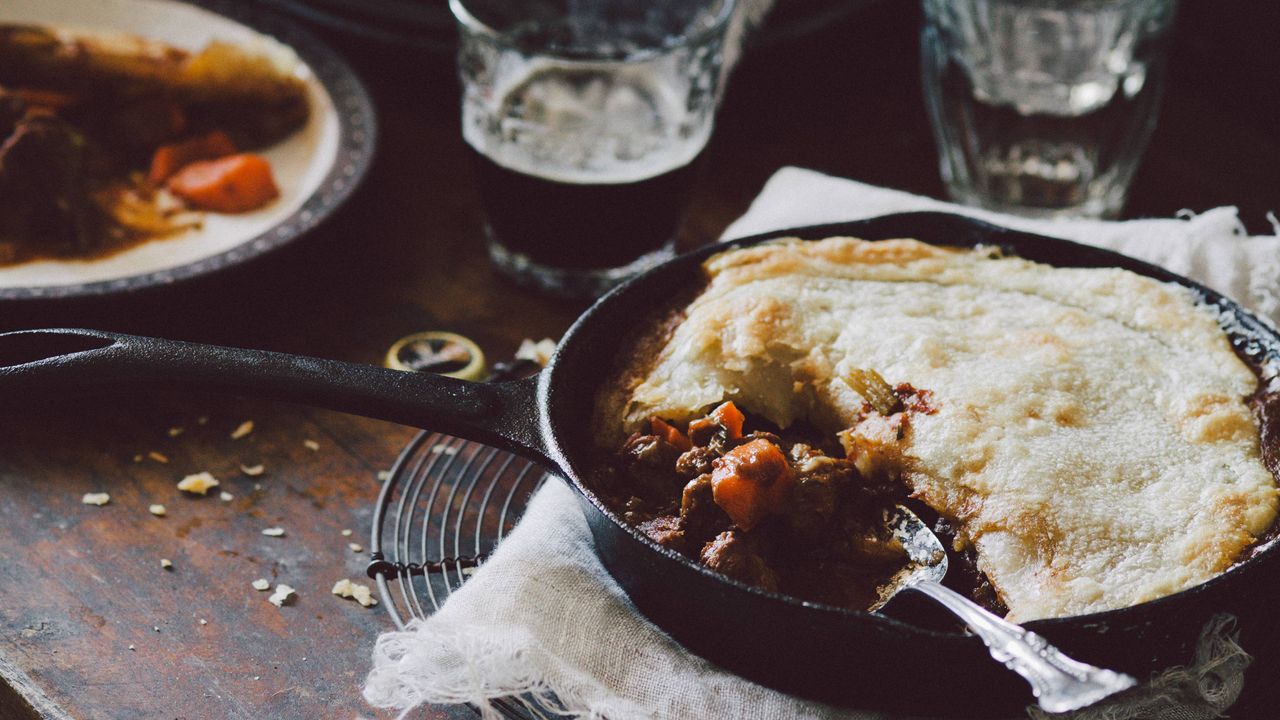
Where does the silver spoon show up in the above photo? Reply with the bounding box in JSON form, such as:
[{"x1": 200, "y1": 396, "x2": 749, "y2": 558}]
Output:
[{"x1": 871, "y1": 505, "x2": 1138, "y2": 714}]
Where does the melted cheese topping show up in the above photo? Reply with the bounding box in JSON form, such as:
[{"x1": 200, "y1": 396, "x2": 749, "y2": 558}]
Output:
[{"x1": 610, "y1": 237, "x2": 1279, "y2": 621}]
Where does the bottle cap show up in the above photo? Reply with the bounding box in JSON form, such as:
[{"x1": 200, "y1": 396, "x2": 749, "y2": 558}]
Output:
[{"x1": 385, "y1": 331, "x2": 486, "y2": 381}]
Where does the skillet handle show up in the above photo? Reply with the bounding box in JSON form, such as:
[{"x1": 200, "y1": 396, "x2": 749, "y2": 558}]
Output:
[{"x1": 0, "y1": 328, "x2": 553, "y2": 466}]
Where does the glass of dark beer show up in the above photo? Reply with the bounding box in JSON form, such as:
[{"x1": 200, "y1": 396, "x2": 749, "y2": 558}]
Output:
[{"x1": 450, "y1": 0, "x2": 735, "y2": 298}]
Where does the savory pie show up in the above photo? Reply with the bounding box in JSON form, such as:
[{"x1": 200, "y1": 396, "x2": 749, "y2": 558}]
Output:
[{"x1": 594, "y1": 237, "x2": 1279, "y2": 622}]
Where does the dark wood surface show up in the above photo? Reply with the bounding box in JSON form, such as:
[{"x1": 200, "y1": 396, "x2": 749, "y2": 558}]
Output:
[{"x1": 1, "y1": 1, "x2": 1277, "y2": 718}]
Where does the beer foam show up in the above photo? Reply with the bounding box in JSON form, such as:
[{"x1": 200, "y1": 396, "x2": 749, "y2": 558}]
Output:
[{"x1": 463, "y1": 63, "x2": 712, "y2": 185}]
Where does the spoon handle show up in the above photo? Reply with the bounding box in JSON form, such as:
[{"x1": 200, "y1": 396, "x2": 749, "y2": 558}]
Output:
[{"x1": 908, "y1": 580, "x2": 1137, "y2": 713}]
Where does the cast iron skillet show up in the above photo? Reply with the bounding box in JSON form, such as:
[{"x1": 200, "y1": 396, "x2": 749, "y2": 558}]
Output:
[{"x1": 1, "y1": 212, "x2": 1277, "y2": 716}]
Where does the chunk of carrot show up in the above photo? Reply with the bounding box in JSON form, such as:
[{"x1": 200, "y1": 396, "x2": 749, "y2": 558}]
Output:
[
  {"x1": 148, "y1": 131, "x2": 238, "y2": 185},
  {"x1": 711, "y1": 401, "x2": 745, "y2": 440},
  {"x1": 649, "y1": 416, "x2": 692, "y2": 452},
  {"x1": 710, "y1": 438, "x2": 794, "y2": 530},
  {"x1": 167, "y1": 153, "x2": 279, "y2": 213}
]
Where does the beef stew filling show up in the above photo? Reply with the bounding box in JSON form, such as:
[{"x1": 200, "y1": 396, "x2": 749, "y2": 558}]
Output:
[{"x1": 603, "y1": 381, "x2": 954, "y2": 612}]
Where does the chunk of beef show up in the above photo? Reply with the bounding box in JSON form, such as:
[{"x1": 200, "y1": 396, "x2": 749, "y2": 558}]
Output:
[
  {"x1": 622, "y1": 432, "x2": 681, "y2": 466},
  {"x1": 700, "y1": 530, "x2": 778, "y2": 592},
  {"x1": 675, "y1": 445, "x2": 717, "y2": 478},
  {"x1": 679, "y1": 473, "x2": 730, "y2": 544},
  {"x1": 619, "y1": 432, "x2": 684, "y2": 500},
  {"x1": 638, "y1": 515, "x2": 686, "y2": 554},
  {"x1": 738, "y1": 430, "x2": 783, "y2": 449},
  {"x1": 0, "y1": 114, "x2": 104, "y2": 253},
  {"x1": 688, "y1": 417, "x2": 737, "y2": 454},
  {"x1": 686, "y1": 417, "x2": 719, "y2": 447},
  {"x1": 779, "y1": 444, "x2": 855, "y2": 540}
]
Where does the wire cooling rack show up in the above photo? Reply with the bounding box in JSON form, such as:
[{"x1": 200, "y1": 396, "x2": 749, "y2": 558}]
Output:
[
  {"x1": 367, "y1": 430, "x2": 569, "y2": 719},
  {"x1": 367, "y1": 431, "x2": 545, "y2": 623}
]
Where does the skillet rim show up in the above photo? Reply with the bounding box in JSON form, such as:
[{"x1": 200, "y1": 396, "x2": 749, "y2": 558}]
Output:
[{"x1": 541, "y1": 210, "x2": 1280, "y2": 639}]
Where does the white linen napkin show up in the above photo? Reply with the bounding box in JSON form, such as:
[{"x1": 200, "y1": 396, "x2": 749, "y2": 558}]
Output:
[{"x1": 364, "y1": 168, "x2": 1278, "y2": 720}]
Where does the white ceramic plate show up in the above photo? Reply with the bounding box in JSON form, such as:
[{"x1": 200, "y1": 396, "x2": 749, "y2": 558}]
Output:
[{"x1": 0, "y1": 0, "x2": 376, "y2": 300}]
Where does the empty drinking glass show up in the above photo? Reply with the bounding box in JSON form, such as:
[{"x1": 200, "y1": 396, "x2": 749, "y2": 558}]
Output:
[{"x1": 922, "y1": 0, "x2": 1178, "y2": 219}]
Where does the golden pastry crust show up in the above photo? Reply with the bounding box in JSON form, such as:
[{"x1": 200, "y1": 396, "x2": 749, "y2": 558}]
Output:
[{"x1": 603, "y1": 237, "x2": 1279, "y2": 621}]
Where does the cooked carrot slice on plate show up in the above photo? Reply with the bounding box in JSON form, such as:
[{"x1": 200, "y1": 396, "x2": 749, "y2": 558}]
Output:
[
  {"x1": 167, "y1": 153, "x2": 279, "y2": 213},
  {"x1": 148, "y1": 130, "x2": 238, "y2": 185}
]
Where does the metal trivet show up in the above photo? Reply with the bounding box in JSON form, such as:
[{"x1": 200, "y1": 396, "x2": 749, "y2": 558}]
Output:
[
  {"x1": 368, "y1": 430, "x2": 546, "y2": 622},
  {"x1": 368, "y1": 430, "x2": 569, "y2": 719}
]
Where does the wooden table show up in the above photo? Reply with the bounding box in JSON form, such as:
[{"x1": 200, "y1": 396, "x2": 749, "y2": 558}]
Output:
[{"x1": 2, "y1": 2, "x2": 1277, "y2": 718}]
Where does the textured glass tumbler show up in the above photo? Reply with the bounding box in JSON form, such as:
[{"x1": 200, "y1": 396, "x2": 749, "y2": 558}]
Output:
[
  {"x1": 452, "y1": 0, "x2": 734, "y2": 298},
  {"x1": 922, "y1": 0, "x2": 1178, "y2": 219}
]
